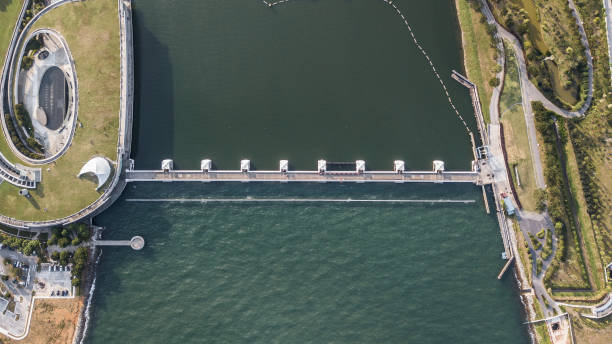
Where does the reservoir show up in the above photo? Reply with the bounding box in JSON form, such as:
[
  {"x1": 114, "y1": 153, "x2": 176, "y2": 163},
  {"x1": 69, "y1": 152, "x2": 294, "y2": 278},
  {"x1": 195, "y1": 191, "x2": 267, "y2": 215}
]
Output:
[
  {"x1": 131, "y1": 0, "x2": 476, "y2": 170},
  {"x1": 87, "y1": 0, "x2": 530, "y2": 343}
]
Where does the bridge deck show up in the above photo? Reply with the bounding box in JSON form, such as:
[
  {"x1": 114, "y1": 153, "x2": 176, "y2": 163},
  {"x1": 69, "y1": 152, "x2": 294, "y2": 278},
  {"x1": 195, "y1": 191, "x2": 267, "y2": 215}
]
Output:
[
  {"x1": 125, "y1": 170, "x2": 486, "y2": 184},
  {"x1": 93, "y1": 240, "x2": 131, "y2": 246}
]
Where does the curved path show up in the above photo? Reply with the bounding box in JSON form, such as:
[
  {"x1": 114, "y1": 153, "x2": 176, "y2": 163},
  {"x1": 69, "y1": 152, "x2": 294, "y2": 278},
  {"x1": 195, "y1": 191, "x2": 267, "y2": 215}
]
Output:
[
  {"x1": 480, "y1": 0, "x2": 597, "y2": 322},
  {"x1": 482, "y1": 0, "x2": 593, "y2": 119},
  {"x1": 0, "y1": 0, "x2": 133, "y2": 229},
  {"x1": 3, "y1": 1, "x2": 81, "y2": 165},
  {"x1": 7, "y1": 27, "x2": 80, "y2": 165}
]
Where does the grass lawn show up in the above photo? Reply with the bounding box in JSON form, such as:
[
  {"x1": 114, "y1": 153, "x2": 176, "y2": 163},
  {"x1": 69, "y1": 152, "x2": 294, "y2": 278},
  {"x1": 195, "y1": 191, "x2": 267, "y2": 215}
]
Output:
[
  {"x1": 513, "y1": 219, "x2": 533, "y2": 283},
  {"x1": 455, "y1": 0, "x2": 500, "y2": 123},
  {"x1": 499, "y1": 40, "x2": 538, "y2": 211},
  {"x1": 0, "y1": 0, "x2": 120, "y2": 222},
  {"x1": 0, "y1": 0, "x2": 24, "y2": 63},
  {"x1": 564, "y1": 133, "x2": 606, "y2": 292}
]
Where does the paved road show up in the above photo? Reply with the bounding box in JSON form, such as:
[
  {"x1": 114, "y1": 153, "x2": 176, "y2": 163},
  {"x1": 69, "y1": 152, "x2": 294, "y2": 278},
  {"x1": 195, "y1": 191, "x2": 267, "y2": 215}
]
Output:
[
  {"x1": 480, "y1": 1, "x2": 546, "y2": 190},
  {"x1": 605, "y1": 0, "x2": 612, "y2": 84}
]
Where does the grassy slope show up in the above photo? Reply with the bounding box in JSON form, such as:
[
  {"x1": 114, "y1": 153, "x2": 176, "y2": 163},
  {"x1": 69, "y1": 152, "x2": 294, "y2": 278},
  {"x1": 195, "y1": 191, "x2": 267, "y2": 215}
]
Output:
[
  {"x1": 563, "y1": 134, "x2": 605, "y2": 291},
  {"x1": 455, "y1": 0, "x2": 498, "y2": 123},
  {"x1": 499, "y1": 40, "x2": 538, "y2": 210},
  {"x1": 0, "y1": 0, "x2": 24, "y2": 62},
  {"x1": 0, "y1": 0, "x2": 119, "y2": 221}
]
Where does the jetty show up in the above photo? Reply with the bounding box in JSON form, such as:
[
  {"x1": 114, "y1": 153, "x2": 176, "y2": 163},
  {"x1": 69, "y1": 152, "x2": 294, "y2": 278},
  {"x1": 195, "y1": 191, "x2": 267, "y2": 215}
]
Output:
[{"x1": 93, "y1": 236, "x2": 145, "y2": 250}]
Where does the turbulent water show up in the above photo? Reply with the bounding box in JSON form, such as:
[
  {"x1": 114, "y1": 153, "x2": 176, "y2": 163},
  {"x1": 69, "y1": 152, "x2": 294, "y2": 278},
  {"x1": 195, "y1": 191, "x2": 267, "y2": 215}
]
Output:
[{"x1": 86, "y1": 0, "x2": 530, "y2": 342}]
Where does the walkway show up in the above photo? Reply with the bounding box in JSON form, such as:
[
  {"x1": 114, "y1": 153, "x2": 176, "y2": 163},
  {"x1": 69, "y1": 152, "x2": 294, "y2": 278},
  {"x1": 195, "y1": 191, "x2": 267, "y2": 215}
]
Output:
[
  {"x1": 604, "y1": 0, "x2": 612, "y2": 84},
  {"x1": 125, "y1": 169, "x2": 487, "y2": 184}
]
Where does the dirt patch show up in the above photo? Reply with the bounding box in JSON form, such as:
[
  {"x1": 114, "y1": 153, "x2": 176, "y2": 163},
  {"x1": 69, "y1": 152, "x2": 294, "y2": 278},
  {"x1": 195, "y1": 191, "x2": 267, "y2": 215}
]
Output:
[
  {"x1": 1, "y1": 298, "x2": 83, "y2": 344},
  {"x1": 569, "y1": 309, "x2": 612, "y2": 344}
]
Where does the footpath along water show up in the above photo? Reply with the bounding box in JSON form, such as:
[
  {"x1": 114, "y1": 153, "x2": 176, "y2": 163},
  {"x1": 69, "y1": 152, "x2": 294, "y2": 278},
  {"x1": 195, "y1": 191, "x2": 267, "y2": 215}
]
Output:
[{"x1": 131, "y1": 0, "x2": 477, "y2": 170}]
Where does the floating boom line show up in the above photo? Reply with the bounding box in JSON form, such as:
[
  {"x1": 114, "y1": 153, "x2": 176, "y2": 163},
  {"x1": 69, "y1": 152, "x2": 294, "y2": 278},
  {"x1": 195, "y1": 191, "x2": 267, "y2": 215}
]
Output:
[
  {"x1": 260, "y1": 0, "x2": 473, "y2": 137},
  {"x1": 126, "y1": 198, "x2": 476, "y2": 204}
]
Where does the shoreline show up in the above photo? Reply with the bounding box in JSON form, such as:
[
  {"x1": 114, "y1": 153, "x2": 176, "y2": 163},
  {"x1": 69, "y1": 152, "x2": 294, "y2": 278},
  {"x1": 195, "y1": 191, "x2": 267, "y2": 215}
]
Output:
[{"x1": 453, "y1": 0, "x2": 537, "y2": 342}]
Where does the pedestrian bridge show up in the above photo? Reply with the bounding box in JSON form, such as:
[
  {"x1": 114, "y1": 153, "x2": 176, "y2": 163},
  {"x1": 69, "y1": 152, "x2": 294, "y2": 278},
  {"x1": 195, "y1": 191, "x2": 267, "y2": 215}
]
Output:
[{"x1": 125, "y1": 159, "x2": 494, "y2": 185}]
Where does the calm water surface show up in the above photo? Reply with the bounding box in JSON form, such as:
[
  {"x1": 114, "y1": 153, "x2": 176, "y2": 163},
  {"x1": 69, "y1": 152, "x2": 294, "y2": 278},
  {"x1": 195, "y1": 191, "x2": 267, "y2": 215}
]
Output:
[
  {"x1": 87, "y1": 0, "x2": 529, "y2": 343},
  {"x1": 131, "y1": 0, "x2": 476, "y2": 170}
]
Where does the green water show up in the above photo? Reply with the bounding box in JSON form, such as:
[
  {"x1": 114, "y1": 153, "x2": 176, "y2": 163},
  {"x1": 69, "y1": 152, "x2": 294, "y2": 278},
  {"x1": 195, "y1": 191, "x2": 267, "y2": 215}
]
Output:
[
  {"x1": 131, "y1": 0, "x2": 476, "y2": 171},
  {"x1": 88, "y1": 183, "x2": 529, "y2": 343},
  {"x1": 86, "y1": 0, "x2": 530, "y2": 342}
]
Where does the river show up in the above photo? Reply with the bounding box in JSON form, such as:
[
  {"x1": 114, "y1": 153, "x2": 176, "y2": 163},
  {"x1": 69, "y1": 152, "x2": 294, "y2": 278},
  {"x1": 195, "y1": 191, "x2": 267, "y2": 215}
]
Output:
[{"x1": 86, "y1": 1, "x2": 530, "y2": 343}]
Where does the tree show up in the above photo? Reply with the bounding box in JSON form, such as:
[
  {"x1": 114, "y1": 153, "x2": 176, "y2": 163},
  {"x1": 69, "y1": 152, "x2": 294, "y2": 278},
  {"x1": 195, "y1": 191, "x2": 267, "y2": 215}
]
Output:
[
  {"x1": 58, "y1": 237, "x2": 70, "y2": 248},
  {"x1": 489, "y1": 77, "x2": 500, "y2": 87},
  {"x1": 73, "y1": 247, "x2": 88, "y2": 265},
  {"x1": 47, "y1": 234, "x2": 57, "y2": 246},
  {"x1": 51, "y1": 251, "x2": 60, "y2": 261},
  {"x1": 21, "y1": 240, "x2": 39, "y2": 256},
  {"x1": 59, "y1": 251, "x2": 70, "y2": 266},
  {"x1": 71, "y1": 238, "x2": 81, "y2": 246},
  {"x1": 71, "y1": 278, "x2": 81, "y2": 287}
]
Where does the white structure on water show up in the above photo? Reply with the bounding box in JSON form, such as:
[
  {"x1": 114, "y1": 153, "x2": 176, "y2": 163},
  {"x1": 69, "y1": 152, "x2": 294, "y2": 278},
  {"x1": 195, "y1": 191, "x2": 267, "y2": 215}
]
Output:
[
  {"x1": 279, "y1": 160, "x2": 289, "y2": 173},
  {"x1": 201, "y1": 159, "x2": 212, "y2": 172},
  {"x1": 394, "y1": 160, "x2": 405, "y2": 173},
  {"x1": 318, "y1": 159, "x2": 327, "y2": 173},
  {"x1": 433, "y1": 160, "x2": 445, "y2": 173},
  {"x1": 241, "y1": 159, "x2": 250, "y2": 172},
  {"x1": 356, "y1": 160, "x2": 366, "y2": 174},
  {"x1": 78, "y1": 157, "x2": 111, "y2": 189},
  {"x1": 161, "y1": 159, "x2": 173, "y2": 172}
]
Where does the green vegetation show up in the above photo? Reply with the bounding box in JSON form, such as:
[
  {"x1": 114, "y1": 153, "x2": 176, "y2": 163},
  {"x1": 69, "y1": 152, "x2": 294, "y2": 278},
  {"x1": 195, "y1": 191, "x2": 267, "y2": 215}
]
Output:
[
  {"x1": 0, "y1": 0, "x2": 24, "y2": 64},
  {"x1": 542, "y1": 228, "x2": 553, "y2": 261},
  {"x1": 50, "y1": 246, "x2": 88, "y2": 286},
  {"x1": 533, "y1": 101, "x2": 590, "y2": 289},
  {"x1": 3, "y1": 111, "x2": 43, "y2": 159},
  {"x1": 20, "y1": 34, "x2": 42, "y2": 70},
  {"x1": 456, "y1": 0, "x2": 502, "y2": 123},
  {"x1": 488, "y1": 0, "x2": 589, "y2": 109},
  {"x1": 537, "y1": 228, "x2": 546, "y2": 239},
  {"x1": 20, "y1": 0, "x2": 46, "y2": 31},
  {"x1": 0, "y1": 232, "x2": 42, "y2": 257},
  {"x1": 529, "y1": 232, "x2": 543, "y2": 250},
  {"x1": 0, "y1": 0, "x2": 120, "y2": 221},
  {"x1": 499, "y1": 40, "x2": 539, "y2": 210},
  {"x1": 47, "y1": 222, "x2": 91, "y2": 248}
]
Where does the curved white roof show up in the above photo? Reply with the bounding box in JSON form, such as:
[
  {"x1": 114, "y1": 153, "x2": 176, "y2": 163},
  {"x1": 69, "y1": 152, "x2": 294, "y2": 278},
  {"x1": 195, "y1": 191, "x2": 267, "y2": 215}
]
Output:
[{"x1": 78, "y1": 157, "x2": 111, "y2": 189}]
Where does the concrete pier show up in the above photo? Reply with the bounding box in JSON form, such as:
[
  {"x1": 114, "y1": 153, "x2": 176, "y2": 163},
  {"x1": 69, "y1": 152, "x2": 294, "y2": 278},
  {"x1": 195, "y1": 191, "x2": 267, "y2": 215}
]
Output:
[{"x1": 93, "y1": 236, "x2": 145, "y2": 250}]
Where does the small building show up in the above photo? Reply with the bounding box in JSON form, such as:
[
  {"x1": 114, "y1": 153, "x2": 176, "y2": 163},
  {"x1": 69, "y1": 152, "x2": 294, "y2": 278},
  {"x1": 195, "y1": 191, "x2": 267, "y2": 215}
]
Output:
[
  {"x1": 318, "y1": 159, "x2": 326, "y2": 173},
  {"x1": 240, "y1": 159, "x2": 250, "y2": 172},
  {"x1": 78, "y1": 157, "x2": 112, "y2": 189},
  {"x1": 201, "y1": 159, "x2": 212, "y2": 172},
  {"x1": 279, "y1": 160, "x2": 289, "y2": 173},
  {"x1": 356, "y1": 160, "x2": 365, "y2": 174},
  {"x1": 433, "y1": 160, "x2": 445, "y2": 173},
  {"x1": 161, "y1": 159, "x2": 173, "y2": 172},
  {"x1": 394, "y1": 160, "x2": 405, "y2": 173},
  {"x1": 503, "y1": 196, "x2": 516, "y2": 215}
]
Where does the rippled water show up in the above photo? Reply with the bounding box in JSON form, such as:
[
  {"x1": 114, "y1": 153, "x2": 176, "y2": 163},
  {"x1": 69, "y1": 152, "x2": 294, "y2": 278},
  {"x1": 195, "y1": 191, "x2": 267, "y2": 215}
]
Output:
[
  {"x1": 86, "y1": 0, "x2": 529, "y2": 342},
  {"x1": 86, "y1": 183, "x2": 529, "y2": 344}
]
